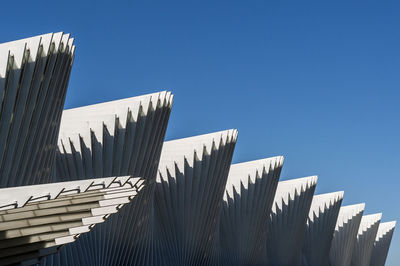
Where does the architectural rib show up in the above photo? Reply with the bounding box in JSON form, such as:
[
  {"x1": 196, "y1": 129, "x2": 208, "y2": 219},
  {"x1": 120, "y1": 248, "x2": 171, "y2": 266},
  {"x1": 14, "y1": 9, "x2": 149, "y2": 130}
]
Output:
[
  {"x1": 219, "y1": 156, "x2": 284, "y2": 266},
  {"x1": 153, "y1": 130, "x2": 238, "y2": 266},
  {"x1": 0, "y1": 175, "x2": 144, "y2": 265},
  {"x1": 42, "y1": 91, "x2": 173, "y2": 266},
  {"x1": 0, "y1": 33, "x2": 75, "y2": 187},
  {"x1": 265, "y1": 176, "x2": 318, "y2": 266},
  {"x1": 301, "y1": 191, "x2": 343, "y2": 266},
  {"x1": 329, "y1": 203, "x2": 365, "y2": 266},
  {"x1": 369, "y1": 221, "x2": 396, "y2": 266},
  {"x1": 0, "y1": 32, "x2": 396, "y2": 266},
  {"x1": 351, "y1": 213, "x2": 381, "y2": 266}
]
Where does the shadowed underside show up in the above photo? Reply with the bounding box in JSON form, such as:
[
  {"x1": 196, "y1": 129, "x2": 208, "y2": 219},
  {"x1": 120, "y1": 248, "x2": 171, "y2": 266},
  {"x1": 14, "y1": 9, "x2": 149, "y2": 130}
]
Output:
[
  {"x1": 302, "y1": 191, "x2": 343, "y2": 266},
  {"x1": 0, "y1": 33, "x2": 75, "y2": 188},
  {"x1": 266, "y1": 176, "x2": 318, "y2": 266},
  {"x1": 154, "y1": 130, "x2": 238, "y2": 266},
  {"x1": 42, "y1": 92, "x2": 173, "y2": 266},
  {"x1": 219, "y1": 156, "x2": 284, "y2": 266}
]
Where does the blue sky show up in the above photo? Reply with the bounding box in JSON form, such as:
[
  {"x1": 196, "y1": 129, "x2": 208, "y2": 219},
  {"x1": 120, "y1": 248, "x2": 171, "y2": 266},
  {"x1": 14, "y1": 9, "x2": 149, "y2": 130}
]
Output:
[{"x1": 1, "y1": 0, "x2": 399, "y2": 264}]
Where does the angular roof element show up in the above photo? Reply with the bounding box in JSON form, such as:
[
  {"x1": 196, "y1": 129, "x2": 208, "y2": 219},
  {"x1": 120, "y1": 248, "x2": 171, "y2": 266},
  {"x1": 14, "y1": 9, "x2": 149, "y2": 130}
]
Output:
[
  {"x1": 329, "y1": 203, "x2": 365, "y2": 266},
  {"x1": 0, "y1": 33, "x2": 75, "y2": 187},
  {"x1": 266, "y1": 176, "x2": 318, "y2": 266},
  {"x1": 57, "y1": 91, "x2": 173, "y2": 181},
  {"x1": 351, "y1": 213, "x2": 382, "y2": 266},
  {"x1": 369, "y1": 221, "x2": 396, "y2": 266},
  {"x1": 0, "y1": 175, "x2": 144, "y2": 265},
  {"x1": 302, "y1": 191, "x2": 344, "y2": 266},
  {"x1": 44, "y1": 91, "x2": 173, "y2": 266},
  {"x1": 154, "y1": 130, "x2": 238, "y2": 266},
  {"x1": 219, "y1": 156, "x2": 284, "y2": 265}
]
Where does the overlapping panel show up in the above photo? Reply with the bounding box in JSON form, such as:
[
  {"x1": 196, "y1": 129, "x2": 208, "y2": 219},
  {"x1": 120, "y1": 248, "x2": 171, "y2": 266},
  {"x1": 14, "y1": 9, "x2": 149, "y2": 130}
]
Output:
[
  {"x1": 266, "y1": 176, "x2": 318, "y2": 266},
  {"x1": 329, "y1": 203, "x2": 365, "y2": 266},
  {"x1": 55, "y1": 91, "x2": 173, "y2": 181},
  {"x1": 301, "y1": 191, "x2": 343, "y2": 266},
  {"x1": 43, "y1": 91, "x2": 173, "y2": 266},
  {"x1": 351, "y1": 213, "x2": 381, "y2": 266},
  {"x1": 0, "y1": 33, "x2": 75, "y2": 187},
  {"x1": 154, "y1": 130, "x2": 238, "y2": 266},
  {"x1": 219, "y1": 156, "x2": 284, "y2": 266},
  {"x1": 370, "y1": 221, "x2": 396, "y2": 266},
  {"x1": 0, "y1": 175, "x2": 144, "y2": 265}
]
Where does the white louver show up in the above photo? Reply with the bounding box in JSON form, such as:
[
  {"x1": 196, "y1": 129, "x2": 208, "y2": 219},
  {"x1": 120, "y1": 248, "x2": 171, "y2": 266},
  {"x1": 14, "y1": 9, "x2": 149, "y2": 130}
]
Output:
[{"x1": 0, "y1": 175, "x2": 145, "y2": 265}]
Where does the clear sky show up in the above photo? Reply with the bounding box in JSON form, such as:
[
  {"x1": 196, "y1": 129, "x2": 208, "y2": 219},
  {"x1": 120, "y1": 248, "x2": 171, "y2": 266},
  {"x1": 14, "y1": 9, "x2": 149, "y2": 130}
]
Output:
[{"x1": 1, "y1": 0, "x2": 399, "y2": 264}]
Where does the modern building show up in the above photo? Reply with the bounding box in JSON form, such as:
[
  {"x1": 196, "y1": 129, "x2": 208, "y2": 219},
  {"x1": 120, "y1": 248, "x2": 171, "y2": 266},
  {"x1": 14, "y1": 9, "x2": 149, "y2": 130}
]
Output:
[{"x1": 0, "y1": 33, "x2": 395, "y2": 266}]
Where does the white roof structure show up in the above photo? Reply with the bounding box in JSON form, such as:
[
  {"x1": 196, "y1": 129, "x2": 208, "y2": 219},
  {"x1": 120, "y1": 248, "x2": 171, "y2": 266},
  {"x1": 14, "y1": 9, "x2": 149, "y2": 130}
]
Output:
[
  {"x1": 0, "y1": 33, "x2": 396, "y2": 266},
  {"x1": 56, "y1": 91, "x2": 173, "y2": 181},
  {"x1": 0, "y1": 175, "x2": 145, "y2": 265},
  {"x1": 43, "y1": 92, "x2": 173, "y2": 266},
  {"x1": 154, "y1": 130, "x2": 238, "y2": 266},
  {"x1": 302, "y1": 191, "x2": 344, "y2": 266},
  {"x1": 351, "y1": 213, "x2": 382, "y2": 266},
  {"x1": 266, "y1": 176, "x2": 318, "y2": 266},
  {"x1": 329, "y1": 203, "x2": 365, "y2": 266},
  {"x1": 370, "y1": 221, "x2": 396, "y2": 266},
  {"x1": 0, "y1": 33, "x2": 75, "y2": 187},
  {"x1": 219, "y1": 156, "x2": 284, "y2": 265}
]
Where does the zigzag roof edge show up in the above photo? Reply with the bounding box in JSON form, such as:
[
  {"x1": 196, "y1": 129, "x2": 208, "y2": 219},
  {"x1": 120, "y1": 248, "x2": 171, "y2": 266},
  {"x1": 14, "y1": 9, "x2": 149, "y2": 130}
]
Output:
[
  {"x1": 271, "y1": 176, "x2": 317, "y2": 211},
  {"x1": 229, "y1": 156, "x2": 284, "y2": 170},
  {"x1": 308, "y1": 191, "x2": 344, "y2": 217},
  {"x1": 0, "y1": 32, "x2": 61, "y2": 48},
  {"x1": 160, "y1": 129, "x2": 238, "y2": 161},
  {"x1": 358, "y1": 213, "x2": 382, "y2": 234},
  {"x1": 62, "y1": 90, "x2": 173, "y2": 116},
  {"x1": 336, "y1": 203, "x2": 365, "y2": 228},
  {"x1": 225, "y1": 156, "x2": 284, "y2": 192},
  {"x1": 59, "y1": 91, "x2": 173, "y2": 133},
  {"x1": 275, "y1": 175, "x2": 318, "y2": 198},
  {"x1": 376, "y1": 221, "x2": 396, "y2": 240},
  {"x1": 0, "y1": 32, "x2": 72, "y2": 77}
]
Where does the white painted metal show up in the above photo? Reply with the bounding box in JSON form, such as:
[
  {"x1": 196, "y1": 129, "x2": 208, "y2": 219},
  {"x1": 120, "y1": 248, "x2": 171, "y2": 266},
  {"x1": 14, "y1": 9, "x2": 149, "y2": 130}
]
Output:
[
  {"x1": 153, "y1": 130, "x2": 238, "y2": 266},
  {"x1": 0, "y1": 33, "x2": 396, "y2": 266},
  {"x1": 329, "y1": 203, "x2": 365, "y2": 266},
  {"x1": 266, "y1": 176, "x2": 318, "y2": 266},
  {"x1": 0, "y1": 175, "x2": 145, "y2": 265},
  {"x1": 219, "y1": 156, "x2": 284, "y2": 265},
  {"x1": 351, "y1": 213, "x2": 381, "y2": 266},
  {"x1": 369, "y1": 221, "x2": 396, "y2": 266},
  {"x1": 301, "y1": 191, "x2": 344, "y2": 266},
  {"x1": 42, "y1": 92, "x2": 173, "y2": 266},
  {"x1": 0, "y1": 33, "x2": 75, "y2": 188}
]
